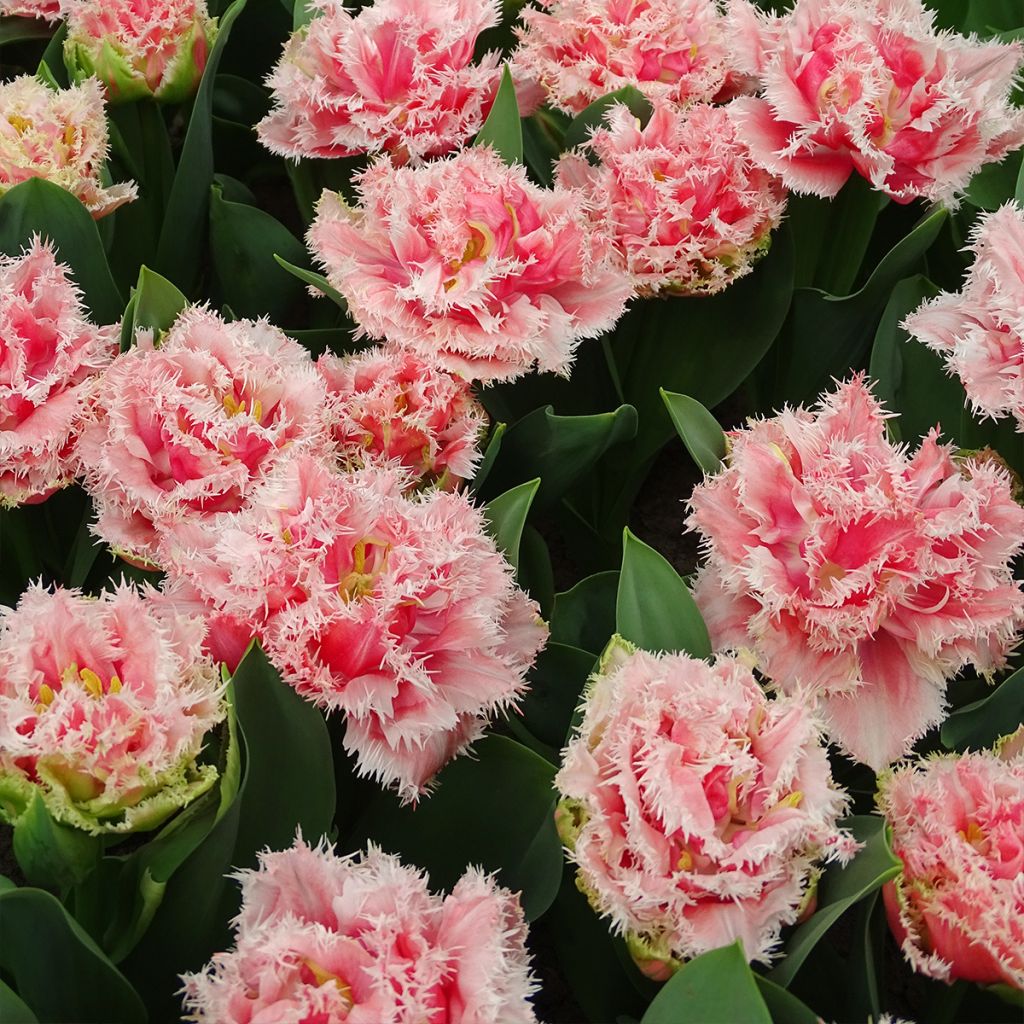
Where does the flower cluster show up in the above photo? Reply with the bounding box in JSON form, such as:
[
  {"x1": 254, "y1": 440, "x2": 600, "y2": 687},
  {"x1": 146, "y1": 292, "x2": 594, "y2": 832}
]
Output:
[
  {"x1": 0, "y1": 238, "x2": 116, "y2": 508},
  {"x1": 558, "y1": 101, "x2": 786, "y2": 296},
  {"x1": 308, "y1": 146, "x2": 632, "y2": 382},
  {"x1": 160, "y1": 455, "x2": 546, "y2": 800},
  {"x1": 727, "y1": 0, "x2": 1024, "y2": 204},
  {"x1": 75, "y1": 307, "x2": 332, "y2": 567},
  {"x1": 688, "y1": 377, "x2": 1024, "y2": 770},
  {"x1": 319, "y1": 344, "x2": 486, "y2": 487},
  {"x1": 905, "y1": 203, "x2": 1024, "y2": 430},
  {"x1": 556, "y1": 636, "x2": 855, "y2": 974},
  {"x1": 513, "y1": 0, "x2": 737, "y2": 115},
  {"x1": 0, "y1": 583, "x2": 224, "y2": 835},
  {"x1": 182, "y1": 837, "x2": 539, "y2": 1023},
  {"x1": 878, "y1": 740, "x2": 1024, "y2": 990},
  {"x1": 259, "y1": 0, "x2": 508, "y2": 163},
  {"x1": 0, "y1": 75, "x2": 137, "y2": 218},
  {"x1": 62, "y1": 0, "x2": 216, "y2": 105}
]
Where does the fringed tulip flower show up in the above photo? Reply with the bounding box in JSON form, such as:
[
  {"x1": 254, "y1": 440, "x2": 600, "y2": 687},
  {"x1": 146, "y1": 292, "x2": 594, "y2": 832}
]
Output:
[
  {"x1": 905, "y1": 203, "x2": 1024, "y2": 430},
  {"x1": 0, "y1": 238, "x2": 116, "y2": 508},
  {"x1": 0, "y1": 0, "x2": 61, "y2": 20},
  {"x1": 878, "y1": 742, "x2": 1024, "y2": 989},
  {"x1": 0, "y1": 75, "x2": 137, "y2": 218},
  {"x1": 62, "y1": 0, "x2": 216, "y2": 105},
  {"x1": 557, "y1": 101, "x2": 786, "y2": 296},
  {"x1": 727, "y1": 0, "x2": 1024, "y2": 205},
  {"x1": 320, "y1": 345, "x2": 486, "y2": 488},
  {"x1": 182, "y1": 838, "x2": 538, "y2": 1023},
  {"x1": 0, "y1": 583, "x2": 224, "y2": 835},
  {"x1": 556, "y1": 636, "x2": 855, "y2": 974},
  {"x1": 76, "y1": 306, "x2": 332, "y2": 567},
  {"x1": 513, "y1": 0, "x2": 737, "y2": 115},
  {"x1": 308, "y1": 146, "x2": 632, "y2": 382},
  {"x1": 159, "y1": 455, "x2": 547, "y2": 800},
  {"x1": 259, "y1": 0, "x2": 510, "y2": 163},
  {"x1": 687, "y1": 377, "x2": 1024, "y2": 770}
]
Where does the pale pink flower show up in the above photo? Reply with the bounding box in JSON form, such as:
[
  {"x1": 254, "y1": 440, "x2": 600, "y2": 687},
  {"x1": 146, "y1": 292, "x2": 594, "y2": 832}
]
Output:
[
  {"x1": 0, "y1": 582, "x2": 224, "y2": 835},
  {"x1": 0, "y1": 75, "x2": 137, "y2": 218},
  {"x1": 556, "y1": 636, "x2": 855, "y2": 973},
  {"x1": 319, "y1": 345, "x2": 486, "y2": 488},
  {"x1": 904, "y1": 203, "x2": 1024, "y2": 430},
  {"x1": 75, "y1": 306, "x2": 332, "y2": 568},
  {"x1": 878, "y1": 743, "x2": 1024, "y2": 989},
  {"x1": 182, "y1": 838, "x2": 538, "y2": 1023},
  {"x1": 159, "y1": 455, "x2": 547, "y2": 800},
  {"x1": 62, "y1": 0, "x2": 216, "y2": 104},
  {"x1": 0, "y1": 238, "x2": 116, "y2": 508},
  {"x1": 557, "y1": 101, "x2": 786, "y2": 296},
  {"x1": 308, "y1": 147, "x2": 632, "y2": 382},
  {"x1": 513, "y1": 0, "x2": 739, "y2": 116},
  {"x1": 259, "y1": 0, "x2": 511, "y2": 163},
  {"x1": 687, "y1": 377, "x2": 1024, "y2": 770},
  {"x1": 727, "y1": 0, "x2": 1024, "y2": 205},
  {"x1": 0, "y1": 0, "x2": 61, "y2": 21}
]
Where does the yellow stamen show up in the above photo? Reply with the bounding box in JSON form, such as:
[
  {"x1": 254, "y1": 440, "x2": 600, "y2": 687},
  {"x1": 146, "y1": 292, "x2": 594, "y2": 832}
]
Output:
[
  {"x1": 776, "y1": 791, "x2": 803, "y2": 810},
  {"x1": 504, "y1": 202, "x2": 521, "y2": 242},
  {"x1": 464, "y1": 220, "x2": 496, "y2": 261},
  {"x1": 8, "y1": 114, "x2": 31, "y2": 134},
  {"x1": 37, "y1": 683, "x2": 55, "y2": 708},
  {"x1": 250, "y1": 398, "x2": 263, "y2": 423},
  {"x1": 676, "y1": 849, "x2": 693, "y2": 871},
  {"x1": 63, "y1": 124, "x2": 76, "y2": 147},
  {"x1": 108, "y1": 675, "x2": 122, "y2": 694},
  {"x1": 222, "y1": 393, "x2": 244, "y2": 417},
  {"x1": 301, "y1": 959, "x2": 354, "y2": 1007},
  {"x1": 282, "y1": 527, "x2": 294, "y2": 545},
  {"x1": 80, "y1": 667, "x2": 103, "y2": 698}
]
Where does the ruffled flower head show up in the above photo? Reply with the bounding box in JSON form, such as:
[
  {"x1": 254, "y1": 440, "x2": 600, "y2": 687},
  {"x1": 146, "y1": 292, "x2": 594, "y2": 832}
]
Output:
[
  {"x1": 513, "y1": 0, "x2": 737, "y2": 115},
  {"x1": 1, "y1": 0, "x2": 61, "y2": 20},
  {"x1": 319, "y1": 344, "x2": 486, "y2": 488},
  {"x1": 687, "y1": 376, "x2": 1024, "y2": 770},
  {"x1": 727, "y1": 0, "x2": 1024, "y2": 205},
  {"x1": 259, "y1": 0, "x2": 509, "y2": 163},
  {"x1": 75, "y1": 306, "x2": 332, "y2": 567},
  {"x1": 0, "y1": 238, "x2": 116, "y2": 508},
  {"x1": 159, "y1": 455, "x2": 547, "y2": 800},
  {"x1": 557, "y1": 101, "x2": 786, "y2": 296},
  {"x1": 878, "y1": 742, "x2": 1024, "y2": 990},
  {"x1": 308, "y1": 146, "x2": 632, "y2": 382},
  {"x1": 0, "y1": 583, "x2": 224, "y2": 835},
  {"x1": 904, "y1": 202, "x2": 1024, "y2": 430},
  {"x1": 0, "y1": 75, "x2": 137, "y2": 218},
  {"x1": 181, "y1": 837, "x2": 538, "y2": 1023},
  {"x1": 556, "y1": 636, "x2": 856, "y2": 975},
  {"x1": 63, "y1": 0, "x2": 217, "y2": 104}
]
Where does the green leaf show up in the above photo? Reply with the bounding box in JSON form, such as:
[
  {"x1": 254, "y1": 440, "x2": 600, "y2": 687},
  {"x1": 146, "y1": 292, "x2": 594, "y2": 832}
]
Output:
[
  {"x1": 12, "y1": 792, "x2": 100, "y2": 891},
  {"x1": 474, "y1": 65, "x2": 522, "y2": 164},
  {"x1": 0, "y1": 979, "x2": 38, "y2": 1024},
  {"x1": 754, "y1": 976, "x2": 821, "y2": 1024},
  {"x1": 0, "y1": 16, "x2": 54, "y2": 45},
  {"x1": 0, "y1": 178, "x2": 122, "y2": 323},
  {"x1": 36, "y1": 22, "x2": 68, "y2": 86},
  {"x1": 642, "y1": 943, "x2": 771, "y2": 1024},
  {"x1": 967, "y1": 150, "x2": 1023, "y2": 211},
  {"x1": 126, "y1": 265, "x2": 188, "y2": 349},
  {"x1": 273, "y1": 254, "x2": 348, "y2": 311},
  {"x1": 563, "y1": 85, "x2": 653, "y2": 152},
  {"x1": 660, "y1": 390, "x2": 726, "y2": 474},
  {"x1": 480, "y1": 404, "x2": 638, "y2": 511},
  {"x1": 550, "y1": 570, "x2": 620, "y2": 655},
  {"x1": 809, "y1": 174, "x2": 886, "y2": 295},
  {"x1": 292, "y1": 0, "x2": 316, "y2": 28},
  {"x1": 0, "y1": 887, "x2": 146, "y2": 1024},
  {"x1": 346, "y1": 735, "x2": 563, "y2": 920},
  {"x1": 469, "y1": 421, "x2": 506, "y2": 493},
  {"x1": 1017, "y1": 151, "x2": 1024, "y2": 204},
  {"x1": 941, "y1": 664, "x2": 1024, "y2": 751},
  {"x1": 483, "y1": 478, "x2": 540, "y2": 574},
  {"x1": 209, "y1": 183, "x2": 309, "y2": 322},
  {"x1": 154, "y1": 0, "x2": 247, "y2": 292},
  {"x1": 518, "y1": 642, "x2": 596, "y2": 751},
  {"x1": 769, "y1": 815, "x2": 902, "y2": 988},
  {"x1": 616, "y1": 529, "x2": 710, "y2": 657}
]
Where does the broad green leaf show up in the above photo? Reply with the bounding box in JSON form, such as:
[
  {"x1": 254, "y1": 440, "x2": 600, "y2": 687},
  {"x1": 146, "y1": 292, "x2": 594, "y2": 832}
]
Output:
[
  {"x1": 484, "y1": 478, "x2": 540, "y2": 574},
  {"x1": 36, "y1": 22, "x2": 68, "y2": 86},
  {"x1": 127, "y1": 265, "x2": 188, "y2": 349},
  {"x1": 967, "y1": 151, "x2": 1023, "y2": 211},
  {"x1": 769, "y1": 815, "x2": 902, "y2": 988},
  {"x1": 0, "y1": 178, "x2": 122, "y2": 323},
  {"x1": 754, "y1": 976, "x2": 820, "y2": 1024},
  {"x1": 941, "y1": 664, "x2": 1024, "y2": 751},
  {"x1": 12, "y1": 792, "x2": 100, "y2": 891},
  {"x1": 642, "y1": 943, "x2": 771, "y2": 1024},
  {"x1": 480, "y1": 404, "x2": 637, "y2": 510},
  {"x1": 617, "y1": 529, "x2": 710, "y2": 657},
  {"x1": 550, "y1": 570, "x2": 620, "y2": 655},
  {"x1": 0, "y1": 16, "x2": 53, "y2": 45},
  {"x1": 1017, "y1": 152, "x2": 1024, "y2": 204},
  {"x1": 293, "y1": 0, "x2": 316, "y2": 28},
  {"x1": 660, "y1": 390, "x2": 726, "y2": 474},
  {"x1": 154, "y1": 0, "x2": 247, "y2": 292},
  {"x1": 517, "y1": 642, "x2": 596, "y2": 751},
  {"x1": 469, "y1": 421, "x2": 506, "y2": 493},
  {"x1": 0, "y1": 887, "x2": 146, "y2": 1024},
  {"x1": 474, "y1": 65, "x2": 522, "y2": 164},
  {"x1": 0, "y1": 979, "x2": 38, "y2": 1024},
  {"x1": 563, "y1": 85, "x2": 653, "y2": 151},
  {"x1": 209, "y1": 184, "x2": 309, "y2": 322},
  {"x1": 274, "y1": 254, "x2": 348, "y2": 310},
  {"x1": 346, "y1": 735, "x2": 563, "y2": 920},
  {"x1": 810, "y1": 174, "x2": 886, "y2": 295},
  {"x1": 518, "y1": 523, "x2": 555, "y2": 616}
]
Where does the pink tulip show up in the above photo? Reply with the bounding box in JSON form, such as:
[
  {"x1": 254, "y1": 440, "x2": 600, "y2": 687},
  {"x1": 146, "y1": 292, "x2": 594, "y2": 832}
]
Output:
[{"x1": 0, "y1": 0, "x2": 61, "y2": 20}]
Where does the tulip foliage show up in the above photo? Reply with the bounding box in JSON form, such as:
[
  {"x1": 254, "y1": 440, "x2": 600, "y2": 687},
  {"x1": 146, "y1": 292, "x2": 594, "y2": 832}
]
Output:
[{"x1": 1, "y1": 0, "x2": 1024, "y2": 1022}]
